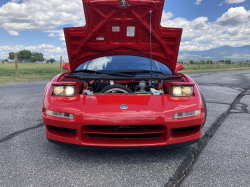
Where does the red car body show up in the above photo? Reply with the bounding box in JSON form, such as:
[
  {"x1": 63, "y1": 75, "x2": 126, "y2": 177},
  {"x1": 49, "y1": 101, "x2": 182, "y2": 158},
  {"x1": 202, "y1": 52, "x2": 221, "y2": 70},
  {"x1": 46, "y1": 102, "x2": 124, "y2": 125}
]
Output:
[{"x1": 42, "y1": 0, "x2": 206, "y2": 149}]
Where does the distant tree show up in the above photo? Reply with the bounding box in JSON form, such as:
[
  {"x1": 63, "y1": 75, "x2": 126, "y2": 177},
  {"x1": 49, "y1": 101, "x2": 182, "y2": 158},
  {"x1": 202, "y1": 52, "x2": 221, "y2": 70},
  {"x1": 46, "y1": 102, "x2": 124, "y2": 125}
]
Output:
[
  {"x1": 2, "y1": 59, "x2": 9, "y2": 63},
  {"x1": 48, "y1": 58, "x2": 56, "y2": 63},
  {"x1": 190, "y1": 60, "x2": 195, "y2": 64},
  {"x1": 200, "y1": 60, "x2": 205, "y2": 64},
  {"x1": 8, "y1": 52, "x2": 15, "y2": 60},
  {"x1": 206, "y1": 60, "x2": 213, "y2": 64},
  {"x1": 30, "y1": 52, "x2": 44, "y2": 62},
  {"x1": 17, "y1": 50, "x2": 32, "y2": 61}
]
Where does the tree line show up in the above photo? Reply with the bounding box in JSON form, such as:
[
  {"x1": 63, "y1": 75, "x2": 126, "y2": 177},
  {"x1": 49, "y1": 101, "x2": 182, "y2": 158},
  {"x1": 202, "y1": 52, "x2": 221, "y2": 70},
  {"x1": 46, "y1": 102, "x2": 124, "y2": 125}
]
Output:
[
  {"x1": 177, "y1": 60, "x2": 250, "y2": 64},
  {"x1": 7, "y1": 50, "x2": 56, "y2": 63}
]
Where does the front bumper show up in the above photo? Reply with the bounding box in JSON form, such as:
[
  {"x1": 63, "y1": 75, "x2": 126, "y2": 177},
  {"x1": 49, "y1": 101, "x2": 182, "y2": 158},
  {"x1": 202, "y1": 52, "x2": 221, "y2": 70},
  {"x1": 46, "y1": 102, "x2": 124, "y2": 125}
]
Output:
[
  {"x1": 43, "y1": 92, "x2": 205, "y2": 148},
  {"x1": 43, "y1": 110, "x2": 204, "y2": 148},
  {"x1": 47, "y1": 138, "x2": 200, "y2": 150}
]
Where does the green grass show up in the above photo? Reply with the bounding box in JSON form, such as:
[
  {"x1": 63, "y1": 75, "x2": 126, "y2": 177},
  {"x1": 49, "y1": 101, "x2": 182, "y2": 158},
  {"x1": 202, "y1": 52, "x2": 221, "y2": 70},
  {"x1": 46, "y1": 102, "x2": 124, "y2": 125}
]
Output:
[
  {"x1": 180, "y1": 63, "x2": 250, "y2": 74},
  {"x1": 0, "y1": 62, "x2": 250, "y2": 83},
  {"x1": 182, "y1": 63, "x2": 250, "y2": 71},
  {"x1": 0, "y1": 63, "x2": 66, "y2": 83},
  {"x1": 0, "y1": 63, "x2": 63, "y2": 76},
  {"x1": 180, "y1": 67, "x2": 250, "y2": 74}
]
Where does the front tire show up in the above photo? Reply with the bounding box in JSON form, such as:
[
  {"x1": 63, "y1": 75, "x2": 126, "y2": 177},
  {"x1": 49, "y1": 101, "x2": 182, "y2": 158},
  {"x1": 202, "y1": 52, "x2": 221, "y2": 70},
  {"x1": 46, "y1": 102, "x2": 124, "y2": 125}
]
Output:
[{"x1": 201, "y1": 94, "x2": 207, "y2": 128}]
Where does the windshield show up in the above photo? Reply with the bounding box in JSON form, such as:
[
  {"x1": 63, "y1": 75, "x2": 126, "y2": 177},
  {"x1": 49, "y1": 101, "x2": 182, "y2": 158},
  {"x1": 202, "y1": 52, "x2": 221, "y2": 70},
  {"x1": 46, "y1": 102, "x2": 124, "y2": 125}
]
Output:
[{"x1": 74, "y1": 56, "x2": 172, "y2": 74}]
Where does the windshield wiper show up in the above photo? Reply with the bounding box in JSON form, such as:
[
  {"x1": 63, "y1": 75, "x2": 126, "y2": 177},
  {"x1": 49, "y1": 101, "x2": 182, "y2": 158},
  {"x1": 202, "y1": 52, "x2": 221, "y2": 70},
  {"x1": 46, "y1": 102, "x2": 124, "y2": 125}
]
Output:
[
  {"x1": 114, "y1": 69, "x2": 164, "y2": 74},
  {"x1": 73, "y1": 69, "x2": 104, "y2": 74},
  {"x1": 73, "y1": 69, "x2": 133, "y2": 77}
]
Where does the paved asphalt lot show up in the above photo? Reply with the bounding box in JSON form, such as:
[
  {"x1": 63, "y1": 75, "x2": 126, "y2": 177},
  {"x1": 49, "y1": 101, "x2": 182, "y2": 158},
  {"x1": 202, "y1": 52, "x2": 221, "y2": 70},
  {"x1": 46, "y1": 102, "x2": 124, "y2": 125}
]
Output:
[{"x1": 0, "y1": 69, "x2": 250, "y2": 187}]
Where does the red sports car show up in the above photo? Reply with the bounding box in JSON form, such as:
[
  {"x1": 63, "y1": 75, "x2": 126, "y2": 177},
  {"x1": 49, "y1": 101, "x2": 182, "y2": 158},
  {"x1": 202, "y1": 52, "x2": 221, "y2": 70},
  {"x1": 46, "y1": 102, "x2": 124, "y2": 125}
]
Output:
[{"x1": 42, "y1": 0, "x2": 207, "y2": 149}]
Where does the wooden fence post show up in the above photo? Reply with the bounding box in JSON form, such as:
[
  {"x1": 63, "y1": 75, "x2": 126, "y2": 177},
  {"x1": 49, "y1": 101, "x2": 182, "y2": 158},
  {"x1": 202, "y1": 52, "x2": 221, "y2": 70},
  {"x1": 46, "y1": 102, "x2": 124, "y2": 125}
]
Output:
[
  {"x1": 188, "y1": 60, "x2": 190, "y2": 70},
  {"x1": 60, "y1": 56, "x2": 62, "y2": 73},
  {"x1": 217, "y1": 61, "x2": 219, "y2": 69},
  {"x1": 15, "y1": 55, "x2": 18, "y2": 76}
]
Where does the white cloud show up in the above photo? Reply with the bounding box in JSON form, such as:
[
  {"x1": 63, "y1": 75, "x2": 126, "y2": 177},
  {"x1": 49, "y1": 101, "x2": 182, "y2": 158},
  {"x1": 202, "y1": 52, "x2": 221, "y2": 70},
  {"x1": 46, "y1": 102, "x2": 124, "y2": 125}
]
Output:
[
  {"x1": 48, "y1": 33, "x2": 56, "y2": 37},
  {"x1": 216, "y1": 7, "x2": 249, "y2": 26},
  {"x1": 225, "y1": 0, "x2": 246, "y2": 4},
  {"x1": 45, "y1": 30, "x2": 65, "y2": 41},
  {"x1": 0, "y1": 0, "x2": 85, "y2": 36},
  {"x1": 225, "y1": 53, "x2": 250, "y2": 58},
  {"x1": 161, "y1": 11, "x2": 174, "y2": 22},
  {"x1": 8, "y1": 30, "x2": 19, "y2": 36},
  {"x1": 161, "y1": 7, "x2": 250, "y2": 51},
  {"x1": 195, "y1": 0, "x2": 202, "y2": 5},
  {"x1": 0, "y1": 44, "x2": 67, "y2": 60}
]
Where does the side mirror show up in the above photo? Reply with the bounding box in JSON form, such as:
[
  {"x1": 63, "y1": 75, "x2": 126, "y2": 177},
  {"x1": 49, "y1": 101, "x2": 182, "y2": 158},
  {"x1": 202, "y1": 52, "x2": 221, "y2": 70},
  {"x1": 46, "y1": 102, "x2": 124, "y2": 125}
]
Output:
[
  {"x1": 63, "y1": 63, "x2": 71, "y2": 72},
  {"x1": 175, "y1": 63, "x2": 183, "y2": 74}
]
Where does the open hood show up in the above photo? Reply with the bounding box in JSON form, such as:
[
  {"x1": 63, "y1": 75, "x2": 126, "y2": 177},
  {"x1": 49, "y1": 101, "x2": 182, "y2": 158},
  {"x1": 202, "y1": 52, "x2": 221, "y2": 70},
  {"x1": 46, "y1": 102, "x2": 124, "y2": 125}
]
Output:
[{"x1": 64, "y1": 0, "x2": 182, "y2": 73}]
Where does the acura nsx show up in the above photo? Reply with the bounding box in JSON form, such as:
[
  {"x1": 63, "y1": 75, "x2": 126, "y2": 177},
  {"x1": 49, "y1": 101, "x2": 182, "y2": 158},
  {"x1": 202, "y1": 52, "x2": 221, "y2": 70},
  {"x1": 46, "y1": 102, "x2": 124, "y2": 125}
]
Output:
[{"x1": 42, "y1": 0, "x2": 207, "y2": 149}]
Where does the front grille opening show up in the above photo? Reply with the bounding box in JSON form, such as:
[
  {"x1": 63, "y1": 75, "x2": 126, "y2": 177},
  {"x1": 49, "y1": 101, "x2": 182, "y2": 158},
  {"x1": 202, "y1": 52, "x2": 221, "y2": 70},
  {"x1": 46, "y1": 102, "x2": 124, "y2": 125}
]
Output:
[
  {"x1": 172, "y1": 125, "x2": 199, "y2": 134},
  {"x1": 88, "y1": 133, "x2": 161, "y2": 139},
  {"x1": 49, "y1": 126, "x2": 76, "y2": 134},
  {"x1": 87, "y1": 125, "x2": 161, "y2": 131}
]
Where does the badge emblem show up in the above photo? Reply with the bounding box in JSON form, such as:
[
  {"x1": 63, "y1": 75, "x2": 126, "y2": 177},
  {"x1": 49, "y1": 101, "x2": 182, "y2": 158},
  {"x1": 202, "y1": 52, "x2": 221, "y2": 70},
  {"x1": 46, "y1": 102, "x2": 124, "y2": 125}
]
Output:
[
  {"x1": 120, "y1": 104, "x2": 128, "y2": 110},
  {"x1": 119, "y1": 0, "x2": 130, "y2": 8}
]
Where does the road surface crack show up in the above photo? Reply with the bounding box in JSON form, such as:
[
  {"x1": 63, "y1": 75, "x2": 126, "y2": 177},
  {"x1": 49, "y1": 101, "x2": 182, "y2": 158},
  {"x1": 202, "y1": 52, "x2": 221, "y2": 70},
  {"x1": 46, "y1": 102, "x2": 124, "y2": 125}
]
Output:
[
  {"x1": 0, "y1": 120, "x2": 44, "y2": 144},
  {"x1": 165, "y1": 86, "x2": 250, "y2": 187},
  {"x1": 205, "y1": 101, "x2": 231, "y2": 105}
]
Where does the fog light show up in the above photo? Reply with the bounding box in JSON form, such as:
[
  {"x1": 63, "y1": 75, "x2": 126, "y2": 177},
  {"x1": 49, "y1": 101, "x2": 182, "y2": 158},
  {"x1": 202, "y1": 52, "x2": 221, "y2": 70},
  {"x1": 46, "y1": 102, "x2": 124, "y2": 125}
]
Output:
[
  {"x1": 45, "y1": 110, "x2": 74, "y2": 120},
  {"x1": 174, "y1": 109, "x2": 201, "y2": 119}
]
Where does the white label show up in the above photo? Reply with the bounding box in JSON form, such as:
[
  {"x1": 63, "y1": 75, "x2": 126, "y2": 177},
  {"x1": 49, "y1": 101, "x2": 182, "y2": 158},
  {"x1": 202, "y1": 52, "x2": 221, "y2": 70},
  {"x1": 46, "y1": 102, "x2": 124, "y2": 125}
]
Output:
[
  {"x1": 96, "y1": 37, "x2": 104, "y2": 40},
  {"x1": 112, "y1": 26, "x2": 120, "y2": 32},
  {"x1": 127, "y1": 26, "x2": 135, "y2": 37}
]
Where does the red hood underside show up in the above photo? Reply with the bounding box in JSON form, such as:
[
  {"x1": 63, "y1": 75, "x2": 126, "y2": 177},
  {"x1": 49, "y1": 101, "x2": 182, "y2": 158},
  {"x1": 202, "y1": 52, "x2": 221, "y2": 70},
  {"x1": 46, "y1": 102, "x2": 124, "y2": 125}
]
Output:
[{"x1": 64, "y1": 0, "x2": 182, "y2": 73}]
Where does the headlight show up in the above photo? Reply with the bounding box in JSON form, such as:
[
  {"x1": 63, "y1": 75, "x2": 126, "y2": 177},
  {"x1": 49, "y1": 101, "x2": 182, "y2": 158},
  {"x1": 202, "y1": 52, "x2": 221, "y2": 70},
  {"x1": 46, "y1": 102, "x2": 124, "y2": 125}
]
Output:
[
  {"x1": 173, "y1": 87, "x2": 182, "y2": 96},
  {"x1": 53, "y1": 85, "x2": 76, "y2": 96},
  {"x1": 54, "y1": 86, "x2": 64, "y2": 95},
  {"x1": 65, "y1": 86, "x2": 75, "y2": 96},
  {"x1": 172, "y1": 86, "x2": 193, "y2": 97}
]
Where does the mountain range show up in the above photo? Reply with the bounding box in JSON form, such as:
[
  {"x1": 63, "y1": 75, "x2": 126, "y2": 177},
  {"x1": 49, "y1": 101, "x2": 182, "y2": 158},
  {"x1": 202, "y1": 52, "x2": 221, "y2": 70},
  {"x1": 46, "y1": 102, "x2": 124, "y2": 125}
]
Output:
[{"x1": 178, "y1": 45, "x2": 250, "y2": 62}]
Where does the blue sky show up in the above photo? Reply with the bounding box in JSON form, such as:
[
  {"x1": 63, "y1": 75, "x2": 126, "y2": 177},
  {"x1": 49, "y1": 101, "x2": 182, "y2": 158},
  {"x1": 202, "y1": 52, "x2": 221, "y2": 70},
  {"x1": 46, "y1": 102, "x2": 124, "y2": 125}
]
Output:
[
  {"x1": 0, "y1": 0, "x2": 249, "y2": 60},
  {"x1": 165, "y1": 0, "x2": 250, "y2": 22}
]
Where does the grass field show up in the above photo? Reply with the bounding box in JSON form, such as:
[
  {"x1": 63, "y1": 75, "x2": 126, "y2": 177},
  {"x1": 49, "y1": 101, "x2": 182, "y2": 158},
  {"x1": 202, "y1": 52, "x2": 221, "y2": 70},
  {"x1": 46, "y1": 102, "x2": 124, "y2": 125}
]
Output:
[
  {"x1": 0, "y1": 62, "x2": 250, "y2": 83},
  {"x1": 0, "y1": 63, "x2": 66, "y2": 83},
  {"x1": 182, "y1": 63, "x2": 250, "y2": 71}
]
